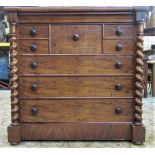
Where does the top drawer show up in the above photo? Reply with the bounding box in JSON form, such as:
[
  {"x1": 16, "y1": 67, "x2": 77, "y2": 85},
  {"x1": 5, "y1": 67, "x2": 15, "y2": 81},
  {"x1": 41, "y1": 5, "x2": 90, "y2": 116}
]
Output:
[
  {"x1": 18, "y1": 13, "x2": 134, "y2": 23},
  {"x1": 19, "y1": 25, "x2": 49, "y2": 38}
]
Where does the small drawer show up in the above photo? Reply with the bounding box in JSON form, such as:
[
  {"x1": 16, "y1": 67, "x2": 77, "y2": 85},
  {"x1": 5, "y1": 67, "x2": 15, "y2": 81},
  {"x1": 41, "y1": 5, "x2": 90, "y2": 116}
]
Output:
[
  {"x1": 19, "y1": 76, "x2": 134, "y2": 98},
  {"x1": 19, "y1": 99, "x2": 133, "y2": 122},
  {"x1": 50, "y1": 24, "x2": 102, "y2": 54},
  {"x1": 103, "y1": 40, "x2": 134, "y2": 54},
  {"x1": 19, "y1": 40, "x2": 49, "y2": 54},
  {"x1": 19, "y1": 25, "x2": 49, "y2": 38},
  {"x1": 104, "y1": 25, "x2": 134, "y2": 39}
]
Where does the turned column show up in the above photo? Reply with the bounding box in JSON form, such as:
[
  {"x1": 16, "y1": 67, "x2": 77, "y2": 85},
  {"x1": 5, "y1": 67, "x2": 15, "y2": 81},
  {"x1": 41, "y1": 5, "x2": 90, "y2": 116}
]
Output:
[
  {"x1": 9, "y1": 23, "x2": 19, "y2": 126},
  {"x1": 132, "y1": 8, "x2": 148, "y2": 144},
  {"x1": 7, "y1": 11, "x2": 21, "y2": 144},
  {"x1": 134, "y1": 22, "x2": 144, "y2": 126}
]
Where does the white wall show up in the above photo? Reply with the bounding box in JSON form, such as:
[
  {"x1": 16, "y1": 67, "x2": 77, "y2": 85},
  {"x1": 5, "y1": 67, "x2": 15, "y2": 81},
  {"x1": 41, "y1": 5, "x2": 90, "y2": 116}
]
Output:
[{"x1": 144, "y1": 36, "x2": 155, "y2": 50}]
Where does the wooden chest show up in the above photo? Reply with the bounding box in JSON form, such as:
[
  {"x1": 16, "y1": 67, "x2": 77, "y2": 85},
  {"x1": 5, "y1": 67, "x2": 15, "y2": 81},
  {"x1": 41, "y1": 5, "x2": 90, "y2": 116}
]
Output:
[{"x1": 5, "y1": 7, "x2": 148, "y2": 145}]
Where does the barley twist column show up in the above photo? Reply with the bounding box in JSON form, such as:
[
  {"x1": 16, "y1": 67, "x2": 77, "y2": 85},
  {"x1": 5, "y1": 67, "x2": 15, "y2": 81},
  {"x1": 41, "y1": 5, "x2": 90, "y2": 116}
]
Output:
[
  {"x1": 134, "y1": 23, "x2": 144, "y2": 126},
  {"x1": 9, "y1": 23, "x2": 19, "y2": 126}
]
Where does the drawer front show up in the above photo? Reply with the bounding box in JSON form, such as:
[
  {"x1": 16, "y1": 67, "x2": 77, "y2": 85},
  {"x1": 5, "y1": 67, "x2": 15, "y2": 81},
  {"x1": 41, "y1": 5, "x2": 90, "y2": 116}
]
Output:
[
  {"x1": 19, "y1": 40, "x2": 49, "y2": 54},
  {"x1": 19, "y1": 55, "x2": 133, "y2": 75},
  {"x1": 19, "y1": 14, "x2": 134, "y2": 23},
  {"x1": 103, "y1": 40, "x2": 134, "y2": 54},
  {"x1": 19, "y1": 76, "x2": 134, "y2": 97},
  {"x1": 104, "y1": 25, "x2": 134, "y2": 39},
  {"x1": 19, "y1": 25, "x2": 49, "y2": 38},
  {"x1": 50, "y1": 25, "x2": 102, "y2": 54},
  {"x1": 19, "y1": 99, "x2": 133, "y2": 122}
]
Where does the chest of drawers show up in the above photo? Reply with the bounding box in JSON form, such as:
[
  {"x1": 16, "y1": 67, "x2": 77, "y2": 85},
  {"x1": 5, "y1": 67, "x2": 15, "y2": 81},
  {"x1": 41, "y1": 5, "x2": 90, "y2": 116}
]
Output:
[{"x1": 5, "y1": 7, "x2": 148, "y2": 145}]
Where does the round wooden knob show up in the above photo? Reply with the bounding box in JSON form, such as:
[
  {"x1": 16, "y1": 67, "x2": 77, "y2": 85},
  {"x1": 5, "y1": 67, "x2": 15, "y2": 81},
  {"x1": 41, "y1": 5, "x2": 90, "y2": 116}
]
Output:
[
  {"x1": 115, "y1": 107, "x2": 122, "y2": 114},
  {"x1": 31, "y1": 62, "x2": 38, "y2": 69},
  {"x1": 30, "y1": 44, "x2": 37, "y2": 51},
  {"x1": 116, "y1": 44, "x2": 123, "y2": 51},
  {"x1": 72, "y1": 34, "x2": 80, "y2": 41},
  {"x1": 31, "y1": 84, "x2": 38, "y2": 91},
  {"x1": 31, "y1": 107, "x2": 38, "y2": 115},
  {"x1": 30, "y1": 29, "x2": 37, "y2": 36},
  {"x1": 115, "y1": 83, "x2": 122, "y2": 90},
  {"x1": 115, "y1": 62, "x2": 122, "y2": 69},
  {"x1": 116, "y1": 27, "x2": 123, "y2": 36}
]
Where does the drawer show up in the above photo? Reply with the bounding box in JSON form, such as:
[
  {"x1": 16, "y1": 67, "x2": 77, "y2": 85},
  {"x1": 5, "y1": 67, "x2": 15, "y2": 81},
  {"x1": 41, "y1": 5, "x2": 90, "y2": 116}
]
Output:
[
  {"x1": 104, "y1": 25, "x2": 134, "y2": 39},
  {"x1": 19, "y1": 25, "x2": 49, "y2": 38},
  {"x1": 50, "y1": 25, "x2": 102, "y2": 54},
  {"x1": 19, "y1": 40, "x2": 49, "y2": 54},
  {"x1": 19, "y1": 55, "x2": 133, "y2": 75},
  {"x1": 19, "y1": 76, "x2": 134, "y2": 97},
  {"x1": 19, "y1": 99, "x2": 133, "y2": 122},
  {"x1": 19, "y1": 14, "x2": 134, "y2": 23},
  {"x1": 103, "y1": 40, "x2": 134, "y2": 54}
]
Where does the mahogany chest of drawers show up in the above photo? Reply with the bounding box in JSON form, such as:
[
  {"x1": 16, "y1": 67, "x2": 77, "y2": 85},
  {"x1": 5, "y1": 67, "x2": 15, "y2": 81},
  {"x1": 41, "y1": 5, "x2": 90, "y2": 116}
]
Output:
[{"x1": 5, "y1": 7, "x2": 148, "y2": 145}]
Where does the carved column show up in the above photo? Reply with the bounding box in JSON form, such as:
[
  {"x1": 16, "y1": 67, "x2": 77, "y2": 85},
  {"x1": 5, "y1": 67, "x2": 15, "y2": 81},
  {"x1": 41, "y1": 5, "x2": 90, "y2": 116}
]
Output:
[
  {"x1": 7, "y1": 11, "x2": 21, "y2": 144},
  {"x1": 132, "y1": 9, "x2": 147, "y2": 144},
  {"x1": 134, "y1": 22, "x2": 144, "y2": 126},
  {"x1": 9, "y1": 23, "x2": 19, "y2": 126}
]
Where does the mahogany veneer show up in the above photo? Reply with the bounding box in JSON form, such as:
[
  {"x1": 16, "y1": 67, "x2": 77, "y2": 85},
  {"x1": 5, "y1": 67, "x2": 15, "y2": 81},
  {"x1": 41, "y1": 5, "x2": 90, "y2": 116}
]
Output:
[{"x1": 5, "y1": 6, "x2": 148, "y2": 145}]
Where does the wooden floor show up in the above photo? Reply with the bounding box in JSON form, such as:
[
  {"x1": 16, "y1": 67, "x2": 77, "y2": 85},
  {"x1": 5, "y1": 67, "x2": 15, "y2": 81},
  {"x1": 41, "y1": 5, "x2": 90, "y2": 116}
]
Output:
[{"x1": 0, "y1": 90, "x2": 155, "y2": 147}]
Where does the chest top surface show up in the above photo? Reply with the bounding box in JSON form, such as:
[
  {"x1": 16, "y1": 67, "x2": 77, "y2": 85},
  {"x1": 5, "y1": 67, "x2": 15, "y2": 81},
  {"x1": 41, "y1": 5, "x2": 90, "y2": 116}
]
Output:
[{"x1": 5, "y1": 6, "x2": 149, "y2": 23}]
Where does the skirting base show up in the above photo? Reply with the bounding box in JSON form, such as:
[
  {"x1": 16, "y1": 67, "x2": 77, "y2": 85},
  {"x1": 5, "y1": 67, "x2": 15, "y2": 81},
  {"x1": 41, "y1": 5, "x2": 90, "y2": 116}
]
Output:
[
  {"x1": 132, "y1": 124, "x2": 146, "y2": 144},
  {"x1": 8, "y1": 124, "x2": 21, "y2": 145},
  {"x1": 7, "y1": 122, "x2": 145, "y2": 145}
]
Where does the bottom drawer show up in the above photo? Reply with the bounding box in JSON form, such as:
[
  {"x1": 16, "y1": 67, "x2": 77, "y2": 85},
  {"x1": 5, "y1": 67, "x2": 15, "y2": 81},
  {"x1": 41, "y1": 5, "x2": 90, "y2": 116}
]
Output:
[{"x1": 19, "y1": 99, "x2": 133, "y2": 122}]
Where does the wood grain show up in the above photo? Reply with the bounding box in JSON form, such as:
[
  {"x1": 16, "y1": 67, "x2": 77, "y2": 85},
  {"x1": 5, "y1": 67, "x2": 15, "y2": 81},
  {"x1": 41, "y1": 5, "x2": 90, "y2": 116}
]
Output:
[
  {"x1": 19, "y1": 98, "x2": 133, "y2": 122},
  {"x1": 20, "y1": 122, "x2": 132, "y2": 140},
  {"x1": 132, "y1": 125, "x2": 146, "y2": 144},
  {"x1": 8, "y1": 125, "x2": 21, "y2": 144},
  {"x1": 19, "y1": 76, "x2": 134, "y2": 97},
  {"x1": 50, "y1": 25, "x2": 102, "y2": 54},
  {"x1": 5, "y1": 6, "x2": 138, "y2": 12},
  {"x1": 104, "y1": 24, "x2": 134, "y2": 39},
  {"x1": 6, "y1": 6, "x2": 149, "y2": 12},
  {"x1": 18, "y1": 14, "x2": 134, "y2": 23},
  {"x1": 6, "y1": 6, "x2": 147, "y2": 144},
  {"x1": 103, "y1": 39, "x2": 134, "y2": 54},
  {"x1": 19, "y1": 24, "x2": 49, "y2": 38},
  {"x1": 19, "y1": 40, "x2": 49, "y2": 54},
  {"x1": 19, "y1": 55, "x2": 134, "y2": 75}
]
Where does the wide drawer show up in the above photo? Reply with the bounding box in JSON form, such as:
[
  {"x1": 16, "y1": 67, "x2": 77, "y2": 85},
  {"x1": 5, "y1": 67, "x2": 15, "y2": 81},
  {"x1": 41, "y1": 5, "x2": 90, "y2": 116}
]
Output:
[
  {"x1": 19, "y1": 24, "x2": 49, "y2": 38},
  {"x1": 19, "y1": 40, "x2": 49, "y2": 54},
  {"x1": 19, "y1": 55, "x2": 134, "y2": 75},
  {"x1": 19, "y1": 76, "x2": 134, "y2": 97},
  {"x1": 19, "y1": 99, "x2": 133, "y2": 122},
  {"x1": 18, "y1": 14, "x2": 134, "y2": 23}
]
